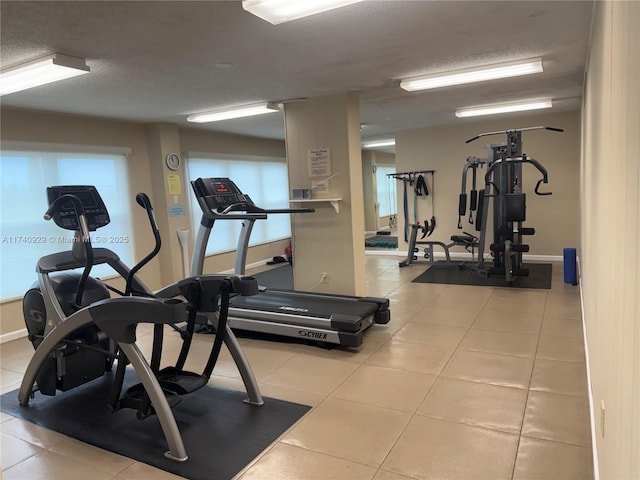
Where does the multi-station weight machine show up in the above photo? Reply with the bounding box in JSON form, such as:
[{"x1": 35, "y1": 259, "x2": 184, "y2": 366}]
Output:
[
  {"x1": 462, "y1": 126, "x2": 563, "y2": 282},
  {"x1": 401, "y1": 126, "x2": 562, "y2": 284}
]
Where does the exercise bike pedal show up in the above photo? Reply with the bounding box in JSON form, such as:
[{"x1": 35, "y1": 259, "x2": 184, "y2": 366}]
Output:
[
  {"x1": 157, "y1": 367, "x2": 208, "y2": 395},
  {"x1": 135, "y1": 389, "x2": 183, "y2": 420},
  {"x1": 120, "y1": 382, "x2": 182, "y2": 419}
]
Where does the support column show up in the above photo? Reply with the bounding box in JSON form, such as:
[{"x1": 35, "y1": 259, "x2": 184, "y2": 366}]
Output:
[
  {"x1": 283, "y1": 92, "x2": 366, "y2": 296},
  {"x1": 146, "y1": 123, "x2": 191, "y2": 286}
]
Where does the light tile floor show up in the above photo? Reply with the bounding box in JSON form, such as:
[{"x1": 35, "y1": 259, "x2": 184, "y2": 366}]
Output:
[{"x1": 0, "y1": 257, "x2": 593, "y2": 479}]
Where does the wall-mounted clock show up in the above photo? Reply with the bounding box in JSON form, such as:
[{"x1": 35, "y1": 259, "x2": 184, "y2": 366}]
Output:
[{"x1": 165, "y1": 153, "x2": 181, "y2": 171}]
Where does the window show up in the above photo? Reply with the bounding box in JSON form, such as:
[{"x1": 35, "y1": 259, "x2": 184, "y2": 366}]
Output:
[
  {"x1": 375, "y1": 164, "x2": 397, "y2": 217},
  {"x1": 187, "y1": 155, "x2": 290, "y2": 255},
  {"x1": 0, "y1": 147, "x2": 133, "y2": 301}
]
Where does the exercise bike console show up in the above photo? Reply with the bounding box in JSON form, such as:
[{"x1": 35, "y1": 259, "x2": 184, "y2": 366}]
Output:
[{"x1": 46, "y1": 185, "x2": 110, "y2": 231}]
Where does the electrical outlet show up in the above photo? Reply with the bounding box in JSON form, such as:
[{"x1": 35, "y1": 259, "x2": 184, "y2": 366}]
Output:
[
  {"x1": 321, "y1": 272, "x2": 329, "y2": 283},
  {"x1": 600, "y1": 400, "x2": 605, "y2": 437}
]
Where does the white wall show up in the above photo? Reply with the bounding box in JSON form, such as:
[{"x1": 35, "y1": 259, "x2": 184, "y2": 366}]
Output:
[{"x1": 581, "y1": 1, "x2": 640, "y2": 478}]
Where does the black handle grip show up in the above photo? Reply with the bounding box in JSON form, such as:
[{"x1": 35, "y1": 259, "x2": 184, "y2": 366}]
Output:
[
  {"x1": 534, "y1": 179, "x2": 552, "y2": 195},
  {"x1": 135, "y1": 192, "x2": 159, "y2": 232},
  {"x1": 136, "y1": 192, "x2": 153, "y2": 210},
  {"x1": 458, "y1": 194, "x2": 467, "y2": 216},
  {"x1": 420, "y1": 223, "x2": 428, "y2": 240},
  {"x1": 469, "y1": 190, "x2": 478, "y2": 211},
  {"x1": 264, "y1": 208, "x2": 315, "y2": 214}
]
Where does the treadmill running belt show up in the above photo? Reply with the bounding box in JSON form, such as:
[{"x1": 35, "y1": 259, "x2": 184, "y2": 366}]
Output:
[{"x1": 230, "y1": 291, "x2": 379, "y2": 320}]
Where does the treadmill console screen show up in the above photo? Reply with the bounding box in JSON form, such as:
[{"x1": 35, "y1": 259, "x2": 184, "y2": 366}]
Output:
[
  {"x1": 191, "y1": 177, "x2": 253, "y2": 212},
  {"x1": 46, "y1": 185, "x2": 110, "y2": 231}
]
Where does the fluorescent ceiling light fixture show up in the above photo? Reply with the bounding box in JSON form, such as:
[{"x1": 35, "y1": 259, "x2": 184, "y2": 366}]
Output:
[
  {"x1": 363, "y1": 139, "x2": 396, "y2": 148},
  {"x1": 455, "y1": 99, "x2": 553, "y2": 118},
  {"x1": 0, "y1": 53, "x2": 90, "y2": 96},
  {"x1": 187, "y1": 102, "x2": 280, "y2": 123},
  {"x1": 242, "y1": 0, "x2": 363, "y2": 25},
  {"x1": 400, "y1": 58, "x2": 543, "y2": 92}
]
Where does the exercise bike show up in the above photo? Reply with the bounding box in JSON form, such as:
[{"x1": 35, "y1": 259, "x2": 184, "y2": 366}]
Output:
[{"x1": 20, "y1": 185, "x2": 259, "y2": 461}]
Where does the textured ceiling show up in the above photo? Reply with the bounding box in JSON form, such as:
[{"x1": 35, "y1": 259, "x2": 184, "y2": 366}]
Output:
[{"x1": 0, "y1": 1, "x2": 593, "y2": 143}]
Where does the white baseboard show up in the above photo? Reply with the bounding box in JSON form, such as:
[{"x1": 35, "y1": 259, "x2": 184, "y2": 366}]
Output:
[
  {"x1": 219, "y1": 257, "x2": 282, "y2": 274},
  {"x1": 370, "y1": 249, "x2": 564, "y2": 262},
  {"x1": 365, "y1": 249, "x2": 403, "y2": 257},
  {"x1": 1, "y1": 328, "x2": 27, "y2": 344},
  {"x1": 523, "y1": 254, "x2": 564, "y2": 262}
]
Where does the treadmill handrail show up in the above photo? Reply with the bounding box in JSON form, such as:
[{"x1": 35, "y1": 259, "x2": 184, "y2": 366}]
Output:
[
  {"x1": 204, "y1": 210, "x2": 268, "y2": 221},
  {"x1": 263, "y1": 208, "x2": 316, "y2": 214},
  {"x1": 216, "y1": 202, "x2": 265, "y2": 215}
]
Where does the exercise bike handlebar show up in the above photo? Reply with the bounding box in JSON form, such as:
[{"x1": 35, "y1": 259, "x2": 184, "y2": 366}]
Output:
[
  {"x1": 125, "y1": 192, "x2": 161, "y2": 295},
  {"x1": 43, "y1": 193, "x2": 93, "y2": 307},
  {"x1": 44, "y1": 194, "x2": 91, "y2": 242},
  {"x1": 136, "y1": 192, "x2": 153, "y2": 211}
]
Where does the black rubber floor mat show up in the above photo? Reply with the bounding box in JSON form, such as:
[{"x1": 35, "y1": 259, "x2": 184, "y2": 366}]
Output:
[
  {"x1": 1, "y1": 370, "x2": 310, "y2": 480},
  {"x1": 253, "y1": 264, "x2": 293, "y2": 290},
  {"x1": 411, "y1": 263, "x2": 552, "y2": 289}
]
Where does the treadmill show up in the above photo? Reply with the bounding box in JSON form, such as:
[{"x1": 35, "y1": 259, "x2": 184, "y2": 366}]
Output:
[{"x1": 190, "y1": 177, "x2": 390, "y2": 347}]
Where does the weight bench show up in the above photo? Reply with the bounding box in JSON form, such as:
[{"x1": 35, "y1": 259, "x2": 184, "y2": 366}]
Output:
[{"x1": 400, "y1": 223, "x2": 478, "y2": 267}]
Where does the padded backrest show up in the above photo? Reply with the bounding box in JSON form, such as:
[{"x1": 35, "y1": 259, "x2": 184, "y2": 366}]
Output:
[{"x1": 505, "y1": 193, "x2": 526, "y2": 222}]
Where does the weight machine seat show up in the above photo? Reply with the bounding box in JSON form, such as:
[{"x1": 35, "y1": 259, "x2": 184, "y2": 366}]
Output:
[{"x1": 450, "y1": 234, "x2": 477, "y2": 246}]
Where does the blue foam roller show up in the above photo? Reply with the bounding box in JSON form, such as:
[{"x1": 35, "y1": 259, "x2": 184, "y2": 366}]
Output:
[{"x1": 563, "y1": 247, "x2": 577, "y2": 285}]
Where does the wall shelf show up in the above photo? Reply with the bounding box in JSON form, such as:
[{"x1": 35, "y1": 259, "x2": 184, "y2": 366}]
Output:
[{"x1": 289, "y1": 198, "x2": 342, "y2": 213}]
